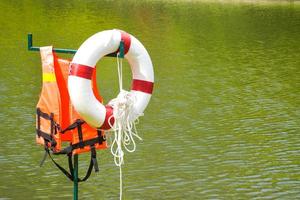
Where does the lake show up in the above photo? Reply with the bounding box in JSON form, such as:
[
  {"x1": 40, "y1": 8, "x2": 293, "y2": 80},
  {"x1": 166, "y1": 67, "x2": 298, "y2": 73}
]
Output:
[{"x1": 0, "y1": 0, "x2": 299, "y2": 199}]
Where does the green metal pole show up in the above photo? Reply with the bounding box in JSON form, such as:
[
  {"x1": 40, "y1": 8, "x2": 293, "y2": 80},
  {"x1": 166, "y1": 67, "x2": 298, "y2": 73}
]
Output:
[
  {"x1": 27, "y1": 33, "x2": 124, "y2": 57},
  {"x1": 73, "y1": 154, "x2": 79, "y2": 200}
]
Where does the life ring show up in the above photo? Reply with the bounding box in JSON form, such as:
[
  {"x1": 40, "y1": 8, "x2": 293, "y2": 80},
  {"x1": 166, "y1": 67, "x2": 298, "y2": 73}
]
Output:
[{"x1": 68, "y1": 29, "x2": 154, "y2": 129}]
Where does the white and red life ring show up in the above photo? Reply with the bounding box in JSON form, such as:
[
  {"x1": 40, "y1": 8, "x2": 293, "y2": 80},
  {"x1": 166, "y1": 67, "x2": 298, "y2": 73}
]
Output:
[{"x1": 68, "y1": 29, "x2": 154, "y2": 129}]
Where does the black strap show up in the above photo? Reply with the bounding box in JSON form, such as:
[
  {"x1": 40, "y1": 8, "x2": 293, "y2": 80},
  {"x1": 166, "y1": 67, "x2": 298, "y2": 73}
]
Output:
[
  {"x1": 36, "y1": 129, "x2": 57, "y2": 147},
  {"x1": 77, "y1": 122, "x2": 84, "y2": 149},
  {"x1": 97, "y1": 130, "x2": 104, "y2": 144},
  {"x1": 37, "y1": 110, "x2": 102, "y2": 182},
  {"x1": 78, "y1": 156, "x2": 94, "y2": 182},
  {"x1": 36, "y1": 108, "x2": 58, "y2": 148},
  {"x1": 37, "y1": 108, "x2": 52, "y2": 120},
  {"x1": 67, "y1": 153, "x2": 97, "y2": 182},
  {"x1": 60, "y1": 119, "x2": 85, "y2": 133},
  {"x1": 71, "y1": 136, "x2": 105, "y2": 152},
  {"x1": 68, "y1": 154, "x2": 74, "y2": 176},
  {"x1": 91, "y1": 145, "x2": 99, "y2": 172},
  {"x1": 54, "y1": 145, "x2": 73, "y2": 155},
  {"x1": 36, "y1": 129, "x2": 50, "y2": 140},
  {"x1": 58, "y1": 135, "x2": 105, "y2": 155},
  {"x1": 37, "y1": 109, "x2": 41, "y2": 131},
  {"x1": 36, "y1": 108, "x2": 61, "y2": 130},
  {"x1": 39, "y1": 148, "x2": 49, "y2": 167},
  {"x1": 40, "y1": 147, "x2": 98, "y2": 182},
  {"x1": 43, "y1": 149, "x2": 74, "y2": 181},
  {"x1": 50, "y1": 113, "x2": 55, "y2": 137}
]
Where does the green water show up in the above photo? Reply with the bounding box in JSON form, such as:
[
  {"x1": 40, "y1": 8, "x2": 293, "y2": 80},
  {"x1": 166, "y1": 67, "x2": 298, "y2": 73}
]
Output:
[{"x1": 0, "y1": 0, "x2": 299, "y2": 199}]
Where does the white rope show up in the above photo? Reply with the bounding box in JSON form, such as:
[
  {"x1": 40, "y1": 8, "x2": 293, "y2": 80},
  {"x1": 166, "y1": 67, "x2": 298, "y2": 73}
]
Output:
[
  {"x1": 116, "y1": 53, "x2": 123, "y2": 92},
  {"x1": 119, "y1": 162, "x2": 122, "y2": 200},
  {"x1": 107, "y1": 53, "x2": 143, "y2": 200}
]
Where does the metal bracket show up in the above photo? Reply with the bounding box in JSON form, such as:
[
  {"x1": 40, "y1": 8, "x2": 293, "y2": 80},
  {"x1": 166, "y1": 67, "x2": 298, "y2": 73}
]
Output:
[{"x1": 27, "y1": 33, "x2": 124, "y2": 58}]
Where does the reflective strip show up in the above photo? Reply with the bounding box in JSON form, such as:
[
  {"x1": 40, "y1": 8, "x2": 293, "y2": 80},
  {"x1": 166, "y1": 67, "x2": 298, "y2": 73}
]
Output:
[{"x1": 43, "y1": 73, "x2": 56, "y2": 82}]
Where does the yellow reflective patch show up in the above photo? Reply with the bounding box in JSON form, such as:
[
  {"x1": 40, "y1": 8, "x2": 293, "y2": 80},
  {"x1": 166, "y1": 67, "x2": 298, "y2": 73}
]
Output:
[{"x1": 43, "y1": 73, "x2": 56, "y2": 82}]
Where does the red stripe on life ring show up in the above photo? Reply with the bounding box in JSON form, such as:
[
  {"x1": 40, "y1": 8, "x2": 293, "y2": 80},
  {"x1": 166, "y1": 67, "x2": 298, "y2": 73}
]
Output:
[
  {"x1": 132, "y1": 79, "x2": 154, "y2": 94},
  {"x1": 69, "y1": 63, "x2": 94, "y2": 80},
  {"x1": 100, "y1": 106, "x2": 115, "y2": 130},
  {"x1": 121, "y1": 31, "x2": 131, "y2": 55}
]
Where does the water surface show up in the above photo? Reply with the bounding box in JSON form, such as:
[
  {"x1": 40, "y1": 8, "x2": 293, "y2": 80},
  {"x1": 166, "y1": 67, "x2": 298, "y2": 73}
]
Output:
[{"x1": 0, "y1": 0, "x2": 299, "y2": 199}]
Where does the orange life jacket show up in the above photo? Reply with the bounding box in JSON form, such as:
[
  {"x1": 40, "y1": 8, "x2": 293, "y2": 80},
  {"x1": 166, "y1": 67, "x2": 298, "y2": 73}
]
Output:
[{"x1": 36, "y1": 46, "x2": 107, "y2": 179}]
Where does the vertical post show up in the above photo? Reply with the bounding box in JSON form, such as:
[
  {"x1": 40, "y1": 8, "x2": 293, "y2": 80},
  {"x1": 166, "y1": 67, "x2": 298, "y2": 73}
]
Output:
[
  {"x1": 28, "y1": 33, "x2": 33, "y2": 50},
  {"x1": 73, "y1": 154, "x2": 79, "y2": 200}
]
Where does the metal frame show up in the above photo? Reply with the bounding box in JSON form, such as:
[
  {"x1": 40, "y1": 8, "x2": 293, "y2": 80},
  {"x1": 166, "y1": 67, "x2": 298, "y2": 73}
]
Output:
[{"x1": 28, "y1": 33, "x2": 125, "y2": 200}]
